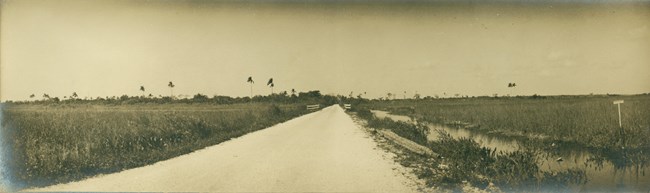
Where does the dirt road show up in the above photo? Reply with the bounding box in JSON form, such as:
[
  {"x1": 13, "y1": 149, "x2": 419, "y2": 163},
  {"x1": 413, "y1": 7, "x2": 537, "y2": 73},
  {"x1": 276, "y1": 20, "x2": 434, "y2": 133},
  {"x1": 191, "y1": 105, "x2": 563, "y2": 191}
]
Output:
[{"x1": 27, "y1": 105, "x2": 416, "y2": 192}]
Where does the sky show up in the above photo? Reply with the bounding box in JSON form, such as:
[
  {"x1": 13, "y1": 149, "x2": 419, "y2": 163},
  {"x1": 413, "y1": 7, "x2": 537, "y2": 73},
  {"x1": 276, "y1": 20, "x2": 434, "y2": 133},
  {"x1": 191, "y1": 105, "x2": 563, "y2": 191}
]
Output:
[{"x1": 1, "y1": 0, "x2": 649, "y2": 101}]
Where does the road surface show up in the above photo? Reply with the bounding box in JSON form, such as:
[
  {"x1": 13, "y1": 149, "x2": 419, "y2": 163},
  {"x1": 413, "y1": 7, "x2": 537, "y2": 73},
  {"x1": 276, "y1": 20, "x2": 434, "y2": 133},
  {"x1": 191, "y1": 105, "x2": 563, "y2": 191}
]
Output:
[{"x1": 27, "y1": 105, "x2": 416, "y2": 192}]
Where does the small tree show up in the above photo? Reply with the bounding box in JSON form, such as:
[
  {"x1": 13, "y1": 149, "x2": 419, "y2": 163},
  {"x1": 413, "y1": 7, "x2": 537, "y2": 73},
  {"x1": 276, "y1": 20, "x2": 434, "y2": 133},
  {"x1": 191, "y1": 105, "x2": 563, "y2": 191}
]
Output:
[
  {"x1": 140, "y1": 86, "x2": 145, "y2": 97},
  {"x1": 269, "y1": 83, "x2": 274, "y2": 94},
  {"x1": 72, "y1": 92, "x2": 78, "y2": 99},
  {"x1": 508, "y1": 82, "x2": 517, "y2": 97},
  {"x1": 168, "y1": 81, "x2": 175, "y2": 98},
  {"x1": 247, "y1": 76, "x2": 254, "y2": 98},
  {"x1": 267, "y1": 78, "x2": 274, "y2": 94},
  {"x1": 193, "y1": 93, "x2": 209, "y2": 102}
]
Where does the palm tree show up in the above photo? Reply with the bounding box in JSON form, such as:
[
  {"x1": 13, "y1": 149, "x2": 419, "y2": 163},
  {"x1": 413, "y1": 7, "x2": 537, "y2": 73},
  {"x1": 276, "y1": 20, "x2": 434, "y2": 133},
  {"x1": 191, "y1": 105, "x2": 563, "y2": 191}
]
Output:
[
  {"x1": 387, "y1": 93, "x2": 392, "y2": 100},
  {"x1": 508, "y1": 82, "x2": 517, "y2": 97},
  {"x1": 140, "y1": 86, "x2": 145, "y2": 97},
  {"x1": 267, "y1": 78, "x2": 274, "y2": 94},
  {"x1": 291, "y1": 88, "x2": 296, "y2": 97},
  {"x1": 168, "y1": 81, "x2": 175, "y2": 98},
  {"x1": 247, "y1": 76, "x2": 254, "y2": 98},
  {"x1": 72, "y1": 92, "x2": 78, "y2": 99},
  {"x1": 269, "y1": 83, "x2": 274, "y2": 94},
  {"x1": 43, "y1": 94, "x2": 50, "y2": 99},
  {"x1": 29, "y1": 94, "x2": 35, "y2": 99}
]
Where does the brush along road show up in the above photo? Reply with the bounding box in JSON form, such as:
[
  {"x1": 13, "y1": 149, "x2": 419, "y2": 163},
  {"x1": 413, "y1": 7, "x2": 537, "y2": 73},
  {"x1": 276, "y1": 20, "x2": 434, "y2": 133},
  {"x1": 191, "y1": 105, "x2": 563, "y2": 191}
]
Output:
[{"x1": 27, "y1": 105, "x2": 417, "y2": 192}]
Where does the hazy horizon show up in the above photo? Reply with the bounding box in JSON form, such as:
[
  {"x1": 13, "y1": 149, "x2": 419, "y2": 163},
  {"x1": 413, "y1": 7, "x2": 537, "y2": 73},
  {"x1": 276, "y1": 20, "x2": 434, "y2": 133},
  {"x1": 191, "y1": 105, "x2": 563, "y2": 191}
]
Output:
[{"x1": 1, "y1": 0, "x2": 649, "y2": 101}]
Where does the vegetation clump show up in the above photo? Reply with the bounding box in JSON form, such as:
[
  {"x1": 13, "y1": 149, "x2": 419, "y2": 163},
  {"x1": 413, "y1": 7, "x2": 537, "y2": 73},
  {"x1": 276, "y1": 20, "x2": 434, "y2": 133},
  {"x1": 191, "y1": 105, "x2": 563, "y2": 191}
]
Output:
[{"x1": 426, "y1": 130, "x2": 586, "y2": 192}]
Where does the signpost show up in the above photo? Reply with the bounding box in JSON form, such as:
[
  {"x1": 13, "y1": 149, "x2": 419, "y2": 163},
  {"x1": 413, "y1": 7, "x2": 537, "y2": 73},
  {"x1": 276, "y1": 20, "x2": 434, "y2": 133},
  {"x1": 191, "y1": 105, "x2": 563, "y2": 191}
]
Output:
[
  {"x1": 613, "y1": 100, "x2": 626, "y2": 148},
  {"x1": 613, "y1": 100, "x2": 624, "y2": 127}
]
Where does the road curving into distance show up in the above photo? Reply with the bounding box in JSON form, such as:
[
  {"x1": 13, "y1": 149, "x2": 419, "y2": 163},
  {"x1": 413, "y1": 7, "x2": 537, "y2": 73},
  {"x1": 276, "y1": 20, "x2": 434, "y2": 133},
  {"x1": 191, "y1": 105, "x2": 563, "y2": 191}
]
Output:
[{"x1": 26, "y1": 105, "x2": 416, "y2": 192}]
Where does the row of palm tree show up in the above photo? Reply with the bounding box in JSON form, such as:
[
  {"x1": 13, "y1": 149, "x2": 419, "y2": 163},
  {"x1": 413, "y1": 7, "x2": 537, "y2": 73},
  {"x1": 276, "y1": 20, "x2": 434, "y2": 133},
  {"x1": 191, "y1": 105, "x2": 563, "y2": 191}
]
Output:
[
  {"x1": 31, "y1": 93, "x2": 78, "y2": 100},
  {"x1": 30, "y1": 79, "x2": 520, "y2": 101},
  {"x1": 32, "y1": 77, "x2": 277, "y2": 101},
  {"x1": 135, "y1": 81, "x2": 174, "y2": 99},
  {"x1": 140, "y1": 77, "x2": 277, "y2": 100},
  {"x1": 248, "y1": 77, "x2": 277, "y2": 98}
]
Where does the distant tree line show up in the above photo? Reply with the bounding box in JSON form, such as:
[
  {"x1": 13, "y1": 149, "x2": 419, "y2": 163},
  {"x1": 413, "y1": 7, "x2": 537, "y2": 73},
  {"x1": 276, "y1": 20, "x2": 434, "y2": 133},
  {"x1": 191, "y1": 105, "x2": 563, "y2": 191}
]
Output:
[{"x1": 8, "y1": 90, "x2": 339, "y2": 106}]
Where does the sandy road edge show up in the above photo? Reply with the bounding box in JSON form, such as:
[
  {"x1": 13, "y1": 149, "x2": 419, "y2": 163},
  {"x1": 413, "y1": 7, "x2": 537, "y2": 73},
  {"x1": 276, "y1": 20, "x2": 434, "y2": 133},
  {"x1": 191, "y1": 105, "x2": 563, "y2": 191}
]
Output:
[
  {"x1": 345, "y1": 111, "x2": 442, "y2": 193},
  {"x1": 347, "y1": 110, "x2": 506, "y2": 193}
]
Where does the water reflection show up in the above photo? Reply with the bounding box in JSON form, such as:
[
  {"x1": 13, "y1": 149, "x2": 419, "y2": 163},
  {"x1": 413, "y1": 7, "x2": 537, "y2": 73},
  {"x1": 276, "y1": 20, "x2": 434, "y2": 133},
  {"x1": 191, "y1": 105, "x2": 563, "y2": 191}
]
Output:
[{"x1": 371, "y1": 110, "x2": 650, "y2": 192}]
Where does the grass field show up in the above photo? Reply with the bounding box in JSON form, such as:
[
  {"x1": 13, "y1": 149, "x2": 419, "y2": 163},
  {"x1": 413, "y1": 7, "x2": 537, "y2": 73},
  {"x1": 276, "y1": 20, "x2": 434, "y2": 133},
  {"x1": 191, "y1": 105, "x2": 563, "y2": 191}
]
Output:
[
  {"x1": 348, "y1": 95, "x2": 650, "y2": 191},
  {"x1": 359, "y1": 95, "x2": 650, "y2": 152},
  {"x1": 1, "y1": 103, "x2": 309, "y2": 188}
]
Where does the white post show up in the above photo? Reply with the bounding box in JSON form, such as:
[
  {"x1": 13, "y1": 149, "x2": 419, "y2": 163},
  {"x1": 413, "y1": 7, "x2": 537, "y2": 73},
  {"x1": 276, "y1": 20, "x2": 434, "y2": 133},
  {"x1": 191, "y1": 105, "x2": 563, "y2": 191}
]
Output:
[
  {"x1": 613, "y1": 100, "x2": 625, "y2": 148},
  {"x1": 613, "y1": 100, "x2": 624, "y2": 128},
  {"x1": 617, "y1": 103, "x2": 622, "y2": 128}
]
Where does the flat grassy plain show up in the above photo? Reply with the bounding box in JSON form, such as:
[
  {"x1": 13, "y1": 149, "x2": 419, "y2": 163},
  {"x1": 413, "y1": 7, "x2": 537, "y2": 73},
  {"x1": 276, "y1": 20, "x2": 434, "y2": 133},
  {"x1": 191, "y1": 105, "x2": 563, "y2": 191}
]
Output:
[
  {"x1": 1, "y1": 103, "x2": 309, "y2": 188},
  {"x1": 361, "y1": 95, "x2": 650, "y2": 152}
]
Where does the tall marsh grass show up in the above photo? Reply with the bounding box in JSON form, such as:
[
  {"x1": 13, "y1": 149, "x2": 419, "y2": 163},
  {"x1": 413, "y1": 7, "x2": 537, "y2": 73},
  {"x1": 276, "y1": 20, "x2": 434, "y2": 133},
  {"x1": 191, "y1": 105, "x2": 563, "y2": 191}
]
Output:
[
  {"x1": 364, "y1": 95, "x2": 650, "y2": 151},
  {"x1": 1, "y1": 103, "x2": 308, "y2": 188}
]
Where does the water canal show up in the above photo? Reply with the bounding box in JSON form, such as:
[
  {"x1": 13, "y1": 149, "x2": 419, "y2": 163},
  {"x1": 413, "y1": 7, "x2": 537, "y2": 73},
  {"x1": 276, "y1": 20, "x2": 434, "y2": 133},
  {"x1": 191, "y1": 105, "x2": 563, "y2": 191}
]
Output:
[{"x1": 371, "y1": 110, "x2": 649, "y2": 192}]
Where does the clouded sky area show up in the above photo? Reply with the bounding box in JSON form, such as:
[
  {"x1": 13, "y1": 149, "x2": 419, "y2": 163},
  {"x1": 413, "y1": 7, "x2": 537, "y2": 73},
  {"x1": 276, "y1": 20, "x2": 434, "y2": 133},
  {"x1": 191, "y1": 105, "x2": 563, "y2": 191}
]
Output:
[{"x1": 1, "y1": 0, "x2": 649, "y2": 100}]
